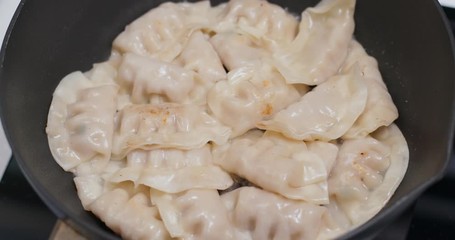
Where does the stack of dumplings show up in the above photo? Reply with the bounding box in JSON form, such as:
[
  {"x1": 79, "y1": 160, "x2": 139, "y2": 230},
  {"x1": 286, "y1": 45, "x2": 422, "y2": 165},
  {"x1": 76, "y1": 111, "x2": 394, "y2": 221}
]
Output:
[{"x1": 46, "y1": 0, "x2": 409, "y2": 239}]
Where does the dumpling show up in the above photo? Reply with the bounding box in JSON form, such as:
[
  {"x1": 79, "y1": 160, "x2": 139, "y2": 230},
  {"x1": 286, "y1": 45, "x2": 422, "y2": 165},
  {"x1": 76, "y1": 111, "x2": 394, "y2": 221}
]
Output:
[
  {"x1": 257, "y1": 64, "x2": 368, "y2": 141},
  {"x1": 73, "y1": 158, "x2": 127, "y2": 207},
  {"x1": 74, "y1": 164, "x2": 171, "y2": 239},
  {"x1": 46, "y1": 71, "x2": 118, "y2": 171},
  {"x1": 328, "y1": 124, "x2": 409, "y2": 226},
  {"x1": 213, "y1": 130, "x2": 335, "y2": 204},
  {"x1": 107, "y1": 145, "x2": 233, "y2": 193},
  {"x1": 222, "y1": 187, "x2": 327, "y2": 240},
  {"x1": 342, "y1": 40, "x2": 398, "y2": 139},
  {"x1": 173, "y1": 30, "x2": 227, "y2": 104},
  {"x1": 175, "y1": 30, "x2": 226, "y2": 83},
  {"x1": 208, "y1": 64, "x2": 300, "y2": 137},
  {"x1": 214, "y1": 0, "x2": 298, "y2": 46},
  {"x1": 209, "y1": 31, "x2": 304, "y2": 78},
  {"x1": 273, "y1": 0, "x2": 356, "y2": 85},
  {"x1": 86, "y1": 183, "x2": 170, "y2": 240},
  {"x1": 112, "y1": 103, "x2": 232, "y2": 159},
  {"x1": 210, "y1": 32, "x2": 268, "y2": 71},
  {"x1": 84, "y1": 60, "x2": 118, "y2": 85},
  {"x1": 117, "y1": 53, "x2": 194, "y2": 104},
  {"x1": 151, "y1": 189, "x2": 235, "y2": 240},
  {"x1": 317, "y1": 199, "x2": 352, "y2": 240},
  {"x1": 306, "y1": 141, "x2": 340, "y2": 174},
  {"x1": 113, "y1": 1, "x2": 215, "y2": 62}
]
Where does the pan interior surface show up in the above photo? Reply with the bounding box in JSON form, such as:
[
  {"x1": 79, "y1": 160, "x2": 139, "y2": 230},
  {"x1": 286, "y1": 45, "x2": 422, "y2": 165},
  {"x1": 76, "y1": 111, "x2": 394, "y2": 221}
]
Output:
[{"x1": 0, "y1": 0, "x2": 454, "y2": 239}]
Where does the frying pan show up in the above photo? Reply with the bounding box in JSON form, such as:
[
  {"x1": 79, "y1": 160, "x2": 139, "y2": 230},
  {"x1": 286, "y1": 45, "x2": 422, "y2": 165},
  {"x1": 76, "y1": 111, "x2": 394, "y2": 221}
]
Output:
[{"x1": 1, "y1": 0, "x2": 454, "y2": 239}]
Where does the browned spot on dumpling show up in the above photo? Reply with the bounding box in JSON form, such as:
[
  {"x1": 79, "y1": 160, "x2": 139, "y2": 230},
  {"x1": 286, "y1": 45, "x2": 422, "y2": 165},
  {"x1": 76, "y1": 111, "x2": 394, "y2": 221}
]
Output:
[
  {"x1": 161, "y1": 110, "x2": 170, "y2": 124},
  {"x1": 261, "y1": 103, "x2": 273, "y2": 116}
]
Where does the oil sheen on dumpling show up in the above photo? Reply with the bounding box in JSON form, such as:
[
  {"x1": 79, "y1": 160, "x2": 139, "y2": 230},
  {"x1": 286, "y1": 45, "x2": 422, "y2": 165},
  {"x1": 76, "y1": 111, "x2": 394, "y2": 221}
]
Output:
[
  {"x1": 213, "y1": 130, "x2": 337, "y2": 204},
  {"x1": 46, "y1": 71, "x2": 118, "y2": 171},
  {"x1": 87, "y1": 183, "x2": 171, "y2": 240},
  {"x1": 173, "y1": 30, "x2": 227, "y2": 104},
  {"x1": 222, "y1": 187, "x2": 327, "y2": 240},
  {"x1": 175, "y1": 30, "x2": 226, "y2": 83},
  {"x1": 151, "y1": 189, "x2": 235, "y2": 240},
  {"x1": 210, "y1": 32, "x2": 269, "y2": 71},
  {"x1": 46, "y1": 0, "x2": 409, "y2": 239},
  {"x1": 214, "y1": 0, "x2": 298, "y2": 46},
  {"x1": 342, "y1": 40, "x2": 399, "y2": 139},
  {"x1": 117, "y1": 53, "x2": 194, "y2": 104},
  {"x1": 107, "y1": 145, "x2": 233, "y2": 193},
  {"x1": 328, "y1": 124, "x2": 408, "y2": 226},
  {"x1": 257, "y1": 64, "x2": 368, "y2": 141},
  {"x1": 112, "y1": 103, "x2": 232, "y2": 159},
  {"x1": 208, "y1": 64, "x2": 300, "y2": 137},
  {"x1": 273, "y1": 0, "x2": 356, "y2": 85},
  {"x1": 113, "y1": 1, "x2": 216, "y2": 62}
]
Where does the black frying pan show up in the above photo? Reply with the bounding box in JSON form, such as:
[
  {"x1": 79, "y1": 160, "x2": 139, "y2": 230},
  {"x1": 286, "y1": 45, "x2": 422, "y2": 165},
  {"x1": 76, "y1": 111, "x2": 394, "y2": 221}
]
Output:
[{"x1": 1, "y1": 0, "x2": 455, "y2": 239}]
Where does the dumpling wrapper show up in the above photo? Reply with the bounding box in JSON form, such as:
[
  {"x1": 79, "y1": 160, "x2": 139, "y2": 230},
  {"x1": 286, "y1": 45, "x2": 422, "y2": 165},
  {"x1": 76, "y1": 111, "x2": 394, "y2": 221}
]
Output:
[
  {"x1": 341, "y1": 40, "x2": 398, "y2": 139},
  {"x1": 213, "y1": 130, "x2": 337, "y2": 204},
  {"x1": 112, "y1": 103, "x2": 232, "y2": 159},
  {"x1": 175, "y1": 30, "x2": 226, "y2": 83},
  {"x1": 86, "y1": 183, "x2": 170, "y2": 240},
  {"x1": 273, "y1": 0, "x2": 356, "y2": 85},
  {"x1": 328, "y1": 124, "x2": 409, "y2": 227},
  {"x1": 173, "y1": 30, "x2": 227, "y2": 105},
  {"x1": 208, "y1": 64, "x2": 300, "y2": 137},
  {"x1": 213, "y1": 0, "x2": 298, "y2": 47},
  {"x1": 113, "y1": 1, "x2": 217, "y2": 62},
  {"x1": 222, "y1": 187, "x2": 327, "y2": 240},
  {"x1": 257, "y1": 64, "x2": 368, "y2": 141},
  {"x1": 46, "y1": 71, "x2": 118, "y2": 172},
  {"x1": 117, "y1": 53, "x2": 194, "y2": 104},
  {"x1": 210, "y1": 32, "x2": 270, "y2": 71},
  {"x1": 151, "y1": 189, "x2": 235, "y2": 240},
  {"x1": 107, "y1": 145, "x2": 233, "y2": 193}
]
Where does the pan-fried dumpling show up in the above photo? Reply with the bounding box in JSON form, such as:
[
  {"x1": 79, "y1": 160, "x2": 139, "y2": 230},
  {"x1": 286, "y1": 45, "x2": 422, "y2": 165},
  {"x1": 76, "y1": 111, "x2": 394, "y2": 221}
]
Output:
[
  {"x1": 151, "y1": 189, "x2": 235, "y2": 239},
  {"x1": 342, "y1": 40, "x2": 398, "y2": 139},
  {"x1": 257, "y1": 65, "x2": 367, "y2": 141},
  {"x1": 117, "y1": 53, "x2": 194, "y2": 104},
  {"x1": 273, "y1": 0, "x2": 355, "y2": 85},
  {"x1": 87, "y1": 183, "x2": 171, "y2": 240},
  {"x1": 213, "y1": 130, "x2": 332, "y2": 204},
  {"x1": 208, "y1": 64, "x2": 300, "y2": 137},
  {"x1": 107, "y1": 145, "x2": 233, "y2": 193},
  {"x1": 328, "y1": 124, "x2": 408, "y2": 226},
  {"x1": 210, "y1": 32, "x2": 269, "y2": 71},
  {"x1": 222, "y1": 187, "x2": 327, "y2": 240},
  {"x1": 74, "y1": 174, "x2": 105, "y2": 208},
  {"x1": 317, "y1": 199, "x2": 352, "y2": 240},
  {"x1": 46, "y1": 72, "x2": 118, "y2": 171},
  {"x1": 175, "y1": 31, "x2": 226, "y2": 83},
  {"x1": 84, "y1": 61, "x2": 118, "y2": 85},
  {"x1": 112, "y1": 103, "x2": 232, "y2": 159},
  {"x1": 214, "y1": 0, "x2": 298, "y2": 46},
  {"x1": 73, "y1": 158, "x2": 127, "y2": 208},
  {"x1": 113, "y1": 1, "x2": 214, "y2": 62},
  {"x1": 173, "y1": 30, "x2": 227, "y2": 105},
  {"x1": 307, "y1": 141, "x2": 339, "y2": 174}
]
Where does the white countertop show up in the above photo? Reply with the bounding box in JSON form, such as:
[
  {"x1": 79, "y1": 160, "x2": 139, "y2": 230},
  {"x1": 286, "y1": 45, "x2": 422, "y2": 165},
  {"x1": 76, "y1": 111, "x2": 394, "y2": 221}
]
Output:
[{"x1": 0, "y1": 0, "x2": 21, "y2": 179}]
